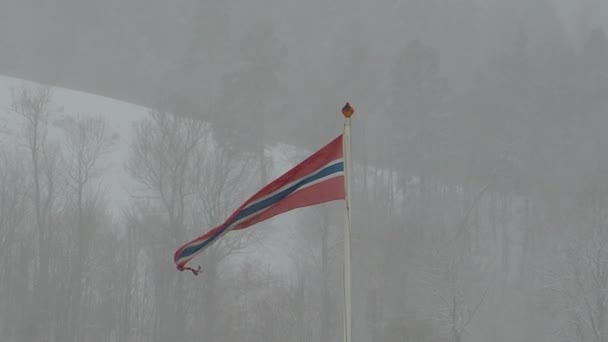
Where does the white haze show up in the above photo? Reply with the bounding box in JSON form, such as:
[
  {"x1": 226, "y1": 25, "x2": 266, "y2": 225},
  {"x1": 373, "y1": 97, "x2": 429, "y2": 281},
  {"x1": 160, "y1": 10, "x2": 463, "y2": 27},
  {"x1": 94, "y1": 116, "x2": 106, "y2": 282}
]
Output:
[{"x1": 0, "y1": 1, "x2": 607, "y2": 342}]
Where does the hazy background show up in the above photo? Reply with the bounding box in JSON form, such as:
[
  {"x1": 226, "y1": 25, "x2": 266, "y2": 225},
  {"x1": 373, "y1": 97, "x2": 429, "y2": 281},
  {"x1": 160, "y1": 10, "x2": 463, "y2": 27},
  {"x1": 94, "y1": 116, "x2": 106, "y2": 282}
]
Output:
[{"x1": 1, "y1": 1, "x2": 608, "y2": 341}]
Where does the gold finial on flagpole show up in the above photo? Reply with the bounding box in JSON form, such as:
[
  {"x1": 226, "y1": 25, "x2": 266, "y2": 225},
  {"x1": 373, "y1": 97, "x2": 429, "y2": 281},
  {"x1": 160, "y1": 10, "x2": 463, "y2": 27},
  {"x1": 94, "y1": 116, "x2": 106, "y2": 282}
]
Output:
[{"x1": 342, "y1": 102, "x2": 354, "y2": 118}]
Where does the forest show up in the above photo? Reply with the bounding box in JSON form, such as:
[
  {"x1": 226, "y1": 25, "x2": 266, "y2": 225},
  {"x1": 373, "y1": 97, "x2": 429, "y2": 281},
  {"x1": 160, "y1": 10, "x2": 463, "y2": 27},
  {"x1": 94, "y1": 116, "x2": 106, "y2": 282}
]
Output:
[{"x1": 1, "y1": 0, "x2": 608, "y2": 341}]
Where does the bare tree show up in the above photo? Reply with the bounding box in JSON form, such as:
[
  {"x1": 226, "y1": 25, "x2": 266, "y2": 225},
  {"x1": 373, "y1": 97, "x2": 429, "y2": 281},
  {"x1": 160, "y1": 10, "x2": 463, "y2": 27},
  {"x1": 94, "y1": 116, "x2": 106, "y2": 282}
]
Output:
[
  {"x1": 127, "y1": 110, "x2": 255, "y2": 341},
  {"x1": 11, "y1": 85, "x2": 54, "y2": 233},
  {"x1": 119, "y1": 200, "x2": 164, "y2": 342},
  {"x1": 10, "y1": 84, "x2": 60, "y2": 341},
  {"x1": 127, "y1": 111, "x2": 206, "y2": 238},
  {"x1": 187, "y1": 124, "x2": 257, "y2": 340},
  {"x1": 565, "y1": 235, "x2": 608, "y2": 342},
  {"x1": 127, "y1": 110, "x2": 203, "y2": 341},
  {"x1": 55, "y1": 113, "x2": 116, "y2": 341},
  {"x1": 59, "y1": 114, "x2": 115, "y2": 227},
  {"x1": 422, "y1": 184, "x2": 495, "y2": 342},
  {"x1": 0, "y1": 149, "x2": 28, "y2": 264},
  {"x1": 432, "y1": 253, "x2": 493, "y2": 342},
  {"x1": 545, "y1": 171, "x2": 608, "y2": 342},
  {"x1": 0, "y1": 149, "x2": 28, "y2": 340}
]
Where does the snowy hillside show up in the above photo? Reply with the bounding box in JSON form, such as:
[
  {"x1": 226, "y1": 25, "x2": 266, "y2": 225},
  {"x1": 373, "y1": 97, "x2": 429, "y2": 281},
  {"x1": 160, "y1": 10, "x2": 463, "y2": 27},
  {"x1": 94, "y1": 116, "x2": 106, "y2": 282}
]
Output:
[
  {"x1": 0, "y1": 74, "x2": 318, "y2": 275},
  {"x1": 0, "y1": 75, "x2": 149, "y2": 214},
  {"x1": 0, "y1": 75, "x2": 302, "y2": 213}
]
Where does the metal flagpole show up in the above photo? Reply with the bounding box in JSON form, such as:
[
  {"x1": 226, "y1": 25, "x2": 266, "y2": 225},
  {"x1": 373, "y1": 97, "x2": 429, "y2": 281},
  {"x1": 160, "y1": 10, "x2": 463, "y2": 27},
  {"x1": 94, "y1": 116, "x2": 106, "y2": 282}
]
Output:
[{"x1": 341, "y1": 102, "x2": 354, "y2": 342}]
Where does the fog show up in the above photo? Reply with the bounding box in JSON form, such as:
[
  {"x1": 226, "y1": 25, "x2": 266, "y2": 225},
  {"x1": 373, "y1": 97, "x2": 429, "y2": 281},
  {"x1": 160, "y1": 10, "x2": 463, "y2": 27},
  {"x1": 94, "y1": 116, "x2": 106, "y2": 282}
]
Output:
[{"x1": 1, "y1": 1, "x2": 608, "y2": 341}]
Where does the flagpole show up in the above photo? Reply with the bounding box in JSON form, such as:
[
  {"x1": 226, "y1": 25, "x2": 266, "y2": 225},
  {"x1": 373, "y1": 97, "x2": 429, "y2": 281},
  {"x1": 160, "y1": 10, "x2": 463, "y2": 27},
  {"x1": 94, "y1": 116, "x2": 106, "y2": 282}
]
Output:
[{"x1": 341, "y1": 102, "x2": 354, "y2": 342}]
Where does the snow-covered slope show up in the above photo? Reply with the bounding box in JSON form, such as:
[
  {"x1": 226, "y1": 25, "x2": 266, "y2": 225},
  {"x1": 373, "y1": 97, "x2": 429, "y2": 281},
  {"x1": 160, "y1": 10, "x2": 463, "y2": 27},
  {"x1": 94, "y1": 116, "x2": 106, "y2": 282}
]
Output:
[
  {"x1": 0, "y1": 75, "x2": 300, "y2": 214},
  {"x1": 0, "y1": 75, "x2": 149, "y2": 214},
  {"x1": 0, "y1": 74, "x2": 310, "y2": 274}
]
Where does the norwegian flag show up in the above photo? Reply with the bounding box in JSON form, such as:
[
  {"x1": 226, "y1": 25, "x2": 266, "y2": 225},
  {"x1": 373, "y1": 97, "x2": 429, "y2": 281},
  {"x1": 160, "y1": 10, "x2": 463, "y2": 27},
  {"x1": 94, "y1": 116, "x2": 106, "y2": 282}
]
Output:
[{"x1": 174, "y1": 134, "x2": 345, "y2": 273}]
